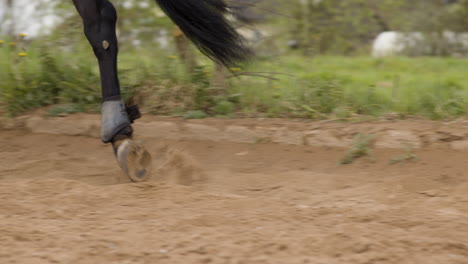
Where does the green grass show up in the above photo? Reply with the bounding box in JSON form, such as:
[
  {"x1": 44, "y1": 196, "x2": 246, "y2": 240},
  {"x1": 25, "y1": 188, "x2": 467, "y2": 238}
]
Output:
[
  {"x1": 233, "y1": 55, "x2": 468, "y2": 119},
  {"x1": 340, "y1": 133, "x2": 375, "y2": 165},
  {"x1": 389, "y1": 146, "x2": 418, "y2": 165},
  {"x1": 1, "y1": 37, "x2": 468, "y2": 120},
  {"x1": 0, "y1": 39, "x2": 102, "y2": 116}
]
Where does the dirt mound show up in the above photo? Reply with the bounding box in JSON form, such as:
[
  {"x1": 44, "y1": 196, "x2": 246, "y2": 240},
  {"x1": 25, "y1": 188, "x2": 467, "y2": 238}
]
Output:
[{"x1": 1, "y1": 128, "x2": 468, "y2": 264}]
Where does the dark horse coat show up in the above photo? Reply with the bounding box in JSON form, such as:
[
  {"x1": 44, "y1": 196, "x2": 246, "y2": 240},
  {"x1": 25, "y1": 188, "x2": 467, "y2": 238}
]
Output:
[{"x1": 71, "y1": 0, "x2": 250, "y2": 181}]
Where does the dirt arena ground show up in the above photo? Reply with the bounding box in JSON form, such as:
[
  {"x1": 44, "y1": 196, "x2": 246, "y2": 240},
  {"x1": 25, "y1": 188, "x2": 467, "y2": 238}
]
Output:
[{"x1": 1, "y1": 124, "x2": 468, "y2": 264}]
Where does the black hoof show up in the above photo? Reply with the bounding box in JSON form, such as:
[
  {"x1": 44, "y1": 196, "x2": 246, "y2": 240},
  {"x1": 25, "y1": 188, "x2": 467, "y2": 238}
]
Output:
[{"x1": 113, "y1": 139, "x2": 152, "y2": 182}]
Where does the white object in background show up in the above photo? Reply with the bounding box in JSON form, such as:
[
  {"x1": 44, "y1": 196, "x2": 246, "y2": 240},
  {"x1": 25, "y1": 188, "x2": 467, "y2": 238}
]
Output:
[{"x1": 0, "y1": 0, "x2": 61, "y2": 37}]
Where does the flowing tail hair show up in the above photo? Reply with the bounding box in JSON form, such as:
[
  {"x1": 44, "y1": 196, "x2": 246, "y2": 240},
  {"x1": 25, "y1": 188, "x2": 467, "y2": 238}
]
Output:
[{"x1": 154, "y1": 0, "x2": 251, "y2": 67}]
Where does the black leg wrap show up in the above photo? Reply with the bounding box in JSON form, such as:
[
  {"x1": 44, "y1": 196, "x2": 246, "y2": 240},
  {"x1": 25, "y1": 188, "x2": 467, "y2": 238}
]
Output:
[{"x1": 126, "y1": 104, "x2": 141, "y2": 123}]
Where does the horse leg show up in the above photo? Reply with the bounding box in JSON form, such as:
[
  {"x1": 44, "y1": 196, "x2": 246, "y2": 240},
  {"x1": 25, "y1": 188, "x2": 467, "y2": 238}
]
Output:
[{"x1": 72, "y1": 0, "x2": 152, "y2": 182}]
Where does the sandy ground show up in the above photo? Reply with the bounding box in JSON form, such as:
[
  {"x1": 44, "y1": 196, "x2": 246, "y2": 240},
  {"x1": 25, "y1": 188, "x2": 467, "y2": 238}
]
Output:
[{"x1": 1, "y1": 127, "x2": 468, "y2": 264}]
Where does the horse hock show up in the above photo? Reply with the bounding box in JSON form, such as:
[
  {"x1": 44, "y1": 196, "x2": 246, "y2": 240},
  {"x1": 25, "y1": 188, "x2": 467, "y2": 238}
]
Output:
[{"x1": 101, "y1": 99, "x2": 152, "y2": 182}]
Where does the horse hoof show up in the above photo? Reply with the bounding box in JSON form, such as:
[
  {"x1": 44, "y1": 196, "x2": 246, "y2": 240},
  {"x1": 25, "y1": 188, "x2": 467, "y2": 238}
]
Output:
[{"x1": 113, "y1": 139, "x2": 152, "y2": 182}]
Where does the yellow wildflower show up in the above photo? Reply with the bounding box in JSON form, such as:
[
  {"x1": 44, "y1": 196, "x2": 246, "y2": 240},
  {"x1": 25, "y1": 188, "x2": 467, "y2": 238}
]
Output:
[
  {"x1": 9, "y1": 42, "x2": 16, "y2": 46},
  {"x1": 0, "y1": 40, "x2": 4, "y2": 44},
  {"x1": 167, "y1": 55, "x2": 177, "y2": 59},
  {"x1": 230, "y1": 67, "x2": 241, "y2": 72},
  {"x1": 19, "y1": 33, "x2": 27, "y2": 37},
  {"x1": 18, "y1": 52, "x2": 27, "y2": 57}
]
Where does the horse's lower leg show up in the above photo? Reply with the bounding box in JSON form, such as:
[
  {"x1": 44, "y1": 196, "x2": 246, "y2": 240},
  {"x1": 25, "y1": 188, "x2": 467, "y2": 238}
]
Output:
[{"x1": 72, "y1": 0, "x2": 151, "y2": 182}]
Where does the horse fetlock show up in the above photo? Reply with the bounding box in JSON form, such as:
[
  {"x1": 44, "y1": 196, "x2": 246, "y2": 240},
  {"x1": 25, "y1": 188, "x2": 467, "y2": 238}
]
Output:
[{"x1": 101, "y1": 99, "x2": 132, "y2": 143}]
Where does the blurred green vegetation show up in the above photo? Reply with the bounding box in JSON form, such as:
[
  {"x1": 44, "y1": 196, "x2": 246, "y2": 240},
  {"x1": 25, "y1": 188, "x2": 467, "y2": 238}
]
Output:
[
  {"x1": 1, "y1": 37, "x2": 468, "y2": 120},
  {"x1": 232, "y1": 55, "x2": 468, "y2": 119},
  {"x1": 283, "y1": 0, "x2": 468, "y2": 55},
  {"x1": 1, "y1": 0, "x2": 468, "y2": 120}
]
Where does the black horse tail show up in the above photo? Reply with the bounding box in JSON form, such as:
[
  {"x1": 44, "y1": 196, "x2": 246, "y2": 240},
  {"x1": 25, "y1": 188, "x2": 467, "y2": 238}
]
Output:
[{"x1": 154, "y1": 0, "x2": 251, "y2": 66}]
